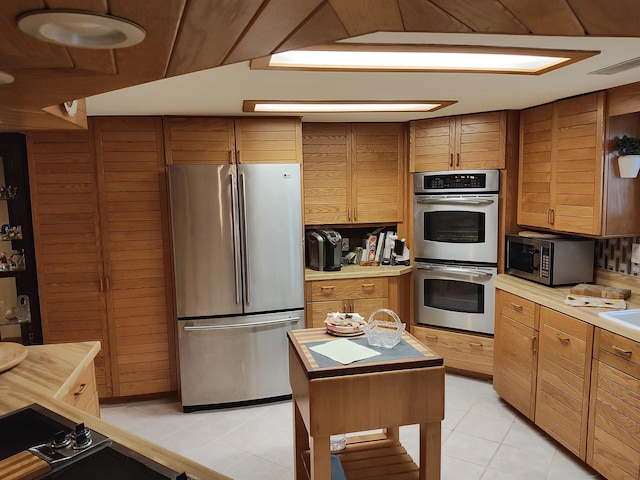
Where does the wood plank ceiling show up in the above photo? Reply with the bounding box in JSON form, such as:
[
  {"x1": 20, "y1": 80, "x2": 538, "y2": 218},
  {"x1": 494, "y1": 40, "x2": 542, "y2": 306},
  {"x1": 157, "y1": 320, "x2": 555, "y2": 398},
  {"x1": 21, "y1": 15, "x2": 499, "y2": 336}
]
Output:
[{"x1": 0, "y1": 0, "x2": 637, "y2": 132}]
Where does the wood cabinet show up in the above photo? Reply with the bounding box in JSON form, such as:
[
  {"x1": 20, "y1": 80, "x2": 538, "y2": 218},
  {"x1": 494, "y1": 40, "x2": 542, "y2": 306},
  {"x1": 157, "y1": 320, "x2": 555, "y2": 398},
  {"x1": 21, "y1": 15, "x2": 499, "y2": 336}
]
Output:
[
  {"x1": 58, "y1": 360, "x2": 100, "y2": 417},
  {"x1": 412, "y1": 325, "x2": 494, "y2": 376},
  {"x1": 27, "y1": 117, "x2": 177, "y2": 399},
  {"x1": 163, "y1": 116, "x2": 302, "y2": 165},
  {"x1": 518, "y1": 92, "x2": 607, "y2": 235},
  {"x1": 409, "y1": 111, "x2": 513, "y2": 172},
  {"x1": 302, "y1": 123, "x2": 405, "y2": 225},
  {"x1": 492, "y1": 290, "x2": 538, "y2": 420},
  {"x1": 305, "y1": 277, "x2": 389, "y2": 328},
  {"x1": 587, "y1": 328, "x2": 640, "y2": 480},
  {"x1": 535, "y1": 307, "x2": 594, "y2": 459}
]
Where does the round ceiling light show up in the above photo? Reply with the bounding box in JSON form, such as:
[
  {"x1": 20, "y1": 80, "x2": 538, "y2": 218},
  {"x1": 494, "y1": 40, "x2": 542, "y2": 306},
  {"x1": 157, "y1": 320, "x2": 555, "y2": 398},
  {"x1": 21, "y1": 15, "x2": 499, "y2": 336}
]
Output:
[
  {"x1": 0, "y1": 71, "x2": 15, "y2": 85},
  {"x1": 17, "y1": 10, "x2": 146, "y2": 49}
]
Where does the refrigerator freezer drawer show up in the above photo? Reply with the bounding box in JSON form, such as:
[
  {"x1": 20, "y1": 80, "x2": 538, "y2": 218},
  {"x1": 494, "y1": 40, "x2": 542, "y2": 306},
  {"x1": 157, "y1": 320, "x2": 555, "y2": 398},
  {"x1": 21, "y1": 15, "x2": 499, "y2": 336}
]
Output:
[{"x1": 178, "y1": 310, "x2": 304, "y2": 410}]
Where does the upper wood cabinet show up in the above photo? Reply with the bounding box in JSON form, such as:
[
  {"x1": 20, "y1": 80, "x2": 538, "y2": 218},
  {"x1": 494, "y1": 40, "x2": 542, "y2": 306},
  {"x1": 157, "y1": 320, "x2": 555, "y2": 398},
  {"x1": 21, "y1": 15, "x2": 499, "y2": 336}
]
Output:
[
  {"x1": 409, "y1": 111, "x2": 512, "y2": 172},
  {"x1": 518, "y1": 92, "x2": 609, "y2": 235},
  {"x1": 27, "y1": 117, "x2": 177, "y2": 399},
  {"x1": 302, "y1": 123, "x2": 405, "y2": 225},
  {"x1": 163, "y1": 117, "x2": 302, "y2": 165}
]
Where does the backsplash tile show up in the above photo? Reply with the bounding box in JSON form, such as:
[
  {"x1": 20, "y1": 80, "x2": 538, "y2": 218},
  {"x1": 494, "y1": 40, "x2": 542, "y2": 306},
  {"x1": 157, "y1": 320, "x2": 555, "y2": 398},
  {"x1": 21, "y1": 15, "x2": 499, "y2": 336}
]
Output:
[{"x1": 596, "y1": 237, "x2": 640, "y2": 276}]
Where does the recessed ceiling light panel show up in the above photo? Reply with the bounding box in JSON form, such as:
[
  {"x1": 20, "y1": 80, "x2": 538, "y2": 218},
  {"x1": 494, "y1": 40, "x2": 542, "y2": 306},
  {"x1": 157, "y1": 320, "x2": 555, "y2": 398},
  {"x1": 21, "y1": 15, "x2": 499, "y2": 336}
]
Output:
[
  {"x1": 252, "y1": 44, "x2": 599, "y2": 75},
  {"x1": 17, "y1": 10, "x2": 146, "y2": 49},
  {"x1": 243, "y1": 100, "x2": 456, "y2": 113}
]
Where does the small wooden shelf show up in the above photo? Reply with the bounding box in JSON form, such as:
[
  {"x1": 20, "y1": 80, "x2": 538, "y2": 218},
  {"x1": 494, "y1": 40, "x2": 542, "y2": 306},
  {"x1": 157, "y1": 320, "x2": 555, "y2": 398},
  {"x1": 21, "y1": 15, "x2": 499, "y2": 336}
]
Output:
[
  {"x1": 0, "y1": 270, "x2": 25, "y2": 278},
  {"x1": 303, "y1": 434, "x2": 420, "y2": 480}
]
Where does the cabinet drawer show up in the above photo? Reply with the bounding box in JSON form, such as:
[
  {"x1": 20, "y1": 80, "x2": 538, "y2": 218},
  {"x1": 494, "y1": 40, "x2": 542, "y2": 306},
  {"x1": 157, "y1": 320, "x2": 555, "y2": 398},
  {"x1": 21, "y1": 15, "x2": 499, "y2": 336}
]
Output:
[
  {"x1": 59, "y1": 362, "x2": 100, "y2": 416},
  {"x1": 310, "y1": 278, "x2": 388, "y2": 301},
  {"x1": 497, "y1": 290, "x2": 536, "y2": 329},
  {"x1": 595, "y1": 328, "x2": 640, "y2": 378},
  {"x1": 412, "y1": 326, "x2": 493, "y2": 375},
  {"x1": 307, "y1": 298, "x2": 389, "y2": 328}
]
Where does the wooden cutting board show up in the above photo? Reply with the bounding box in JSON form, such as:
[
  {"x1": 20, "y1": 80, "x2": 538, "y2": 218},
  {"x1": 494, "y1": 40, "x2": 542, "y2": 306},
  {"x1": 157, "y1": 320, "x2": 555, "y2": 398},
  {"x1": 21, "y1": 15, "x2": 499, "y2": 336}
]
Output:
[
  {"x1": 0, "y1": 342, "x2": 28, "y2": 373},
  {"x1": 569, "y1": 283, "x2": 632, "y2": 299}
]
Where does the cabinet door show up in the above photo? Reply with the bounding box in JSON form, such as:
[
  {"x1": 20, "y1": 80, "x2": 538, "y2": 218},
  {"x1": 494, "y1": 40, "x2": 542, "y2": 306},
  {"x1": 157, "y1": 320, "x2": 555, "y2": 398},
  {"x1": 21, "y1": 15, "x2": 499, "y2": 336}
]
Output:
[
  {"x1": 27, "y1": 131, "x2": 113, "y2": 398},
  {"x1": 551, "y1": 92, "x2": 604, "y2": 235},
  {"x1": 493, "y1": 290, "x2": 538, "y2": 420},
  {"x1": 456, "y1": 112, "x2": 507, "y2": 170},
  {"x1": 163, "y1": 117, "x2": 235, "y2": 165},
  {"x1": 410, "y1": 117, "x2": 454, "y2": 172},
  {"x1": 536, "y1": 307, "x2": 593, "y2": 459},
  {"x1": 234, "y1": 118, "x2": 302, "y2": 164},
  {"x1": 302, "y1": 123, "x2": 351, "y2": 225},
  {"x1": 93, "y1": 117, "x2": 177, "y2": 397},
  {"x1": 351, "y1": 123, "x2": 404, "y2": 223},
  {"x1": 518, "y1": 103, "x2": 553, "y2": 229}
]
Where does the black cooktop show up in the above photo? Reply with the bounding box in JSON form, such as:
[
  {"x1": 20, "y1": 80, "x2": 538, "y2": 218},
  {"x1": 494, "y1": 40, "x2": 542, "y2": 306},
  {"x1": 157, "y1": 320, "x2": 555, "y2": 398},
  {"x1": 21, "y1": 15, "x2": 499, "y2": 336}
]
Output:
[{"x1": 0, "y1": 404, "x2": 190, "y2": 480}]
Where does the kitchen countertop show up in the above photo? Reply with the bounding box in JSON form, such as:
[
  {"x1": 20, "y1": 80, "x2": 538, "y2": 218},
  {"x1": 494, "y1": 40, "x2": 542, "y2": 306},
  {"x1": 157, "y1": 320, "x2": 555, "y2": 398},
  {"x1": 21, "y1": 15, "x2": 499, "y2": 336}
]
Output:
[
  {"x1": 0, "y1": 341, "x2": 230, "y2": 480},
  {"x1": 305, "y1": 264, "x2": 413, "y2": 281},
  {"x1": 495, "y1": 274, "x2": 640, "y2": 342}
]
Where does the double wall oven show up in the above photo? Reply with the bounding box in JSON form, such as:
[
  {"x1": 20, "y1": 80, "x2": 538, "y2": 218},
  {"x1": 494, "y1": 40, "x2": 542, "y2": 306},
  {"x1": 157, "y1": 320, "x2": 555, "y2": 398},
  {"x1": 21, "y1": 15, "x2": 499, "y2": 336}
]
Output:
[{"x1": 413, "y1": 170, "x2": 499, "y2": 335}]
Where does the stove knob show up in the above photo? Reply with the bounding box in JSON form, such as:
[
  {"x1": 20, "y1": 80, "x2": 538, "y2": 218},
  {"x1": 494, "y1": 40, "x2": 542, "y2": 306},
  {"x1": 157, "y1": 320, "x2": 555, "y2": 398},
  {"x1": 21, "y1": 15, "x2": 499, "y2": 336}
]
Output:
[
  {"x1": 72, "y1": 423, "x2": 92, "y2": 449},
  {"x1": 51, "y1": 430, "x2": 71, "y2": 448}
]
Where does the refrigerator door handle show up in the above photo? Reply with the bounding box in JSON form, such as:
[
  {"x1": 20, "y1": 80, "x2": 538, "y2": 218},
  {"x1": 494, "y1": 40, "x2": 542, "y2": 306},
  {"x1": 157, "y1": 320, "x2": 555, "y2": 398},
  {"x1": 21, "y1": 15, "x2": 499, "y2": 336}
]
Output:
[
  {"x1": 230, "y1": 171, "x2": 242, "y2": 305},
  {"x1": 183, "y1": 317, "x2": 301, "y2": 331},
  {"x1": 239, "y1": 172, "x2": 250, "y2": 305}
]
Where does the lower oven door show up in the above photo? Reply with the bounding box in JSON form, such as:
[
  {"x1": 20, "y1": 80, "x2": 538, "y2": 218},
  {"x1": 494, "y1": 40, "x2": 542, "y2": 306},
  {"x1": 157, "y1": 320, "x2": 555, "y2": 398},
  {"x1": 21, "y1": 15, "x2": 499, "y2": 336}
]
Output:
[{"x1": 414, "y1": 262, "x2": 496, "y2": 334}]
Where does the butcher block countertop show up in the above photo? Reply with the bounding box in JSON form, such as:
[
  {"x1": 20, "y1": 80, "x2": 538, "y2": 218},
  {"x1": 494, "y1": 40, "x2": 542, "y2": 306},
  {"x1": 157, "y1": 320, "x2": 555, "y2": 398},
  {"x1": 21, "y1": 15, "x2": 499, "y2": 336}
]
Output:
[
  {"x1": 0, "y1": 341, "x2": 230, "y2": 480},
  {"x1": 305, "y1": 264, "x2": 413, "y2": 281},
  {"x1": 495, "y1": 273, "x2": 640, "y2": 342}
]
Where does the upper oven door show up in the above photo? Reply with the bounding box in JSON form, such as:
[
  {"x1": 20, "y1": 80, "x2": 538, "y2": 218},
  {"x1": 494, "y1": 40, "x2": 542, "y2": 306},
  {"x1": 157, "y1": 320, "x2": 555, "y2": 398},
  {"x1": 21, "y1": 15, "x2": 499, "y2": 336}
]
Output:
[{"x1": 413, "y1": 194, "x2": 499, "y2": 263}]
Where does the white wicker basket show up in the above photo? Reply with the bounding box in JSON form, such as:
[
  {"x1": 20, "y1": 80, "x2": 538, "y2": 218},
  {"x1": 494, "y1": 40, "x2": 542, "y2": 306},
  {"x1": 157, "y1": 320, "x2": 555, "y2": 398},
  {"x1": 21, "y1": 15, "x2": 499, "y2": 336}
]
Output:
[{"x1": 364, "y1": 308, "x2": 405, "y2": 349}]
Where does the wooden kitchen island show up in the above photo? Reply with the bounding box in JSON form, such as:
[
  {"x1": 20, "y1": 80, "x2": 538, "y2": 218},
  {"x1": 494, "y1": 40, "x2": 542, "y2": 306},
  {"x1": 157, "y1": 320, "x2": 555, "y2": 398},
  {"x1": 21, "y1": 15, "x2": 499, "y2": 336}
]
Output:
[{"x1": 288, "y1": 328, "x2": 444, "y2": 480}]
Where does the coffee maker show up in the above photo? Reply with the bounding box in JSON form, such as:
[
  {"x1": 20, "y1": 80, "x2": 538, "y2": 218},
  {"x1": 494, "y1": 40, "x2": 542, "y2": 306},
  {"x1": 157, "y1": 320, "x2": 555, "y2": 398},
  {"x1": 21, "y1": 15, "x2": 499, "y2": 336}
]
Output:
[{"x1": 307, "y1": 229, "x2": 342, "y2": 271}]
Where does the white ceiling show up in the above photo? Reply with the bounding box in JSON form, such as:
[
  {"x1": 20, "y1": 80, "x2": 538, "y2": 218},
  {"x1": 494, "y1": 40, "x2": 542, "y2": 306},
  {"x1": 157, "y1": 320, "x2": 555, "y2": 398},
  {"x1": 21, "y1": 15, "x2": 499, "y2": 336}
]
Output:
[{"x1": 86, "y1": 33, "x2": 640, "y2": 123}]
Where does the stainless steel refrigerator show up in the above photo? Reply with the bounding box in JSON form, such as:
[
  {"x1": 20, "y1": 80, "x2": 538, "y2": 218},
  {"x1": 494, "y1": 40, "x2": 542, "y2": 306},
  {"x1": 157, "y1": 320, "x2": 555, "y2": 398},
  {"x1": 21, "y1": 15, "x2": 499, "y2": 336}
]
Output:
[{"x1": 168, "y1": 163, "x2": 304, "y2": 411}]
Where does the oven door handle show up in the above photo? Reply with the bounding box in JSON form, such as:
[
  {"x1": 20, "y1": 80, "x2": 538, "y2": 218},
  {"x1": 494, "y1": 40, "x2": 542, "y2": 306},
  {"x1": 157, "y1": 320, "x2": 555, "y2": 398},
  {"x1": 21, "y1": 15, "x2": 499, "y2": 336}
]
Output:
[
  {"x1": 415, "y1": 197, "x2": 495, "y2": 206},
  {"x1": 416, "y1": 264, "x2": 493, "y2": 279}
]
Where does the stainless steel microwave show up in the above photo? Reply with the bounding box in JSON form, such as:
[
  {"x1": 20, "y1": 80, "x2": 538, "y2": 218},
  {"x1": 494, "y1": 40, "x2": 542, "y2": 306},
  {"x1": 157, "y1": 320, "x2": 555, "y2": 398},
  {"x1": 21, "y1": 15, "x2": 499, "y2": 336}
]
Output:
[{"x1": 505, "y1": 234, "x2": 595, "y2": 286}]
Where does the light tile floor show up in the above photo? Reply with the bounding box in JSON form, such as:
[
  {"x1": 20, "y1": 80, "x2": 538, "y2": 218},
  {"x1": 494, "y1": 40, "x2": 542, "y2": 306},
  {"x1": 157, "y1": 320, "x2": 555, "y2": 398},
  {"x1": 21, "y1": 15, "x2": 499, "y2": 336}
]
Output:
[{"x1": 100, "y1": 373, "x2": 603, "y2": 480}]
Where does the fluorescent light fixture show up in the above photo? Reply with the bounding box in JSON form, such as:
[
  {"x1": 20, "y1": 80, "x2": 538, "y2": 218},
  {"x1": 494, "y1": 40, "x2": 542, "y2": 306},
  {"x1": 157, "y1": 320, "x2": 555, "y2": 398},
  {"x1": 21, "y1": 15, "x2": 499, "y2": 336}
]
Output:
[
  {"x1": 243, "y1": 100, "x2": 456, "y2": 113},
  {"x1": 251, "y1": 44, "x2": 599, "y2": 75},
  {"x1": 0, "y1": 71, "x2": 15, "y2": 85},
  {"x1": 17, "y1": 10, "x2": 146, "y2": 49}
]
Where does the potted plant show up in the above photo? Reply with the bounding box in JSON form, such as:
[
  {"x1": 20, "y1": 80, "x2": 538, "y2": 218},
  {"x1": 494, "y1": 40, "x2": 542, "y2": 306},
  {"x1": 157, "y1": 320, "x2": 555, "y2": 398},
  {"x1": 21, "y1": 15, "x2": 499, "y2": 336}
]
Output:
[{"x1": 614, "y1": 135, "x2": 640, "y2": 178}]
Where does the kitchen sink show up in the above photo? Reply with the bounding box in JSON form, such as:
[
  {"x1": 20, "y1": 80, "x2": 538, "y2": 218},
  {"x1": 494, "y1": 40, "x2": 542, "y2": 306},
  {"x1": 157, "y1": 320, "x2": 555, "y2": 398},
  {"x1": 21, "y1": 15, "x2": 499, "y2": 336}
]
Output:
[{"x1": 598, "y1": 309, "x2": 640, "y2": 331}]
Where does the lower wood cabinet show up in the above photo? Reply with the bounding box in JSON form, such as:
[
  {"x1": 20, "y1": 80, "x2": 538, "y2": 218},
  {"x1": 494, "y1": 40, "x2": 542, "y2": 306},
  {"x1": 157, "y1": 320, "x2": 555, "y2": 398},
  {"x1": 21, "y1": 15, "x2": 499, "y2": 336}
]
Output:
[
  {"x1": 535, "y1": 306, "x2": 594, "y2": 459},
  {"x1": 58, "y1": 360, "x2": 101, "y2": 417},
  {"x1": 493, "y1": 290, "x2": 538, "y2": 420},
  {"x1": 411, "y1": 325, "x2": 494, "y2": 376},
  {"x1": 305, "y1": 277, "x2": 389, "y2": 328},
  {"x1": 587, "y1": 328, "x2": 640, "y2": 479}
]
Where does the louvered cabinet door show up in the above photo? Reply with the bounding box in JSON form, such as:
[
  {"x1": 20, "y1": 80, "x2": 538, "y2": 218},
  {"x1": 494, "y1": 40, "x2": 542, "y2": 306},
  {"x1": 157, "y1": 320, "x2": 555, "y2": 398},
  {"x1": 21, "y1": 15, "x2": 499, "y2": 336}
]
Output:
[
  {"x1": 517, "y1": 103, "x2": 553, "y2": 229},
  {"x1": 352, "y1": 123, "x2": 404, "y2": 224},
  {"x1": 410, "y1": 117, "x2": 454, "y2": 172},
  {"x1": 456, "y1": 111, "x2": 507, "y2": 170},
  {"x1": 163, "y1": 117, "x2": 235, "y2": 165},
  {"x1": 27, "y1": 131, "x2": 112, "y2": 398},
  {"x1": 234, "y1": 117, "x2": 302, "y2": 164},
  {"x1": 302, "y1": 123, "x2": 351, "y2": 225},
  {"x1": 93, "y1": 117, "x2": 177, "y2": 397},
  {"x1": 551, "y1": 92, "x2": 605, "y2": 235}
]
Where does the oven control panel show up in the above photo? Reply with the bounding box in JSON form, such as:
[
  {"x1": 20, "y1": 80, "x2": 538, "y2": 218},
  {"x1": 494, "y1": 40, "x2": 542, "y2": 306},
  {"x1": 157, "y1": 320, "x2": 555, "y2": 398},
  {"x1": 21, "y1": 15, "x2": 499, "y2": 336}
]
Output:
[{"x1": 414, "y1": 170, "x2": 500, "y2": 194}]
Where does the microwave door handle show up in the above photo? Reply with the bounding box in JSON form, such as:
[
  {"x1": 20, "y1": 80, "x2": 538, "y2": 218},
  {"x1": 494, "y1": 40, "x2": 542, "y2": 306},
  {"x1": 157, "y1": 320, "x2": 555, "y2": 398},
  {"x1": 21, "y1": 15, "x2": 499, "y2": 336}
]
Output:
[
  {"x1": 532, "y1": 249, "x2": 540, "y2": 271},
  {"x1": 415, "y1": 197, "x2": 495, "y2": 206}
]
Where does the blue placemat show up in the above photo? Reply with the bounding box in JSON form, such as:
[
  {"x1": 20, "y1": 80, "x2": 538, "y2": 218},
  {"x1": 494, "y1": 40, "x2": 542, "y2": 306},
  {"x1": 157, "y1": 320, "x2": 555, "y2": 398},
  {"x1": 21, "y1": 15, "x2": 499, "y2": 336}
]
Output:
[{"x1": 307, "y1": 336, "x2": 423, "y2": 367}]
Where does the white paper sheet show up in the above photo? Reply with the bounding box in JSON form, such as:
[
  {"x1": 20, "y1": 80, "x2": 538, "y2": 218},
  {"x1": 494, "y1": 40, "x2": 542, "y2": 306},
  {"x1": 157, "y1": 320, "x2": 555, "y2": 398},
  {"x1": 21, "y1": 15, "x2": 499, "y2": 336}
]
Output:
[{"x1": 309, "y1": 338, "x2": 381, "y2": 365}]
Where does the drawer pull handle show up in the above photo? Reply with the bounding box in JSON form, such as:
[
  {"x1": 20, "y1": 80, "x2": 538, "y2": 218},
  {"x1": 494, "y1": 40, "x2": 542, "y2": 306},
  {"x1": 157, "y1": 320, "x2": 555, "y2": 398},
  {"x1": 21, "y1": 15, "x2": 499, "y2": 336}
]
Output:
[
  {"x1": 469, "y1": 342, "x2": 483, "y2": 349},
  {"x1": 511, "y1": 303, "x2": 523, "y2": 311},
  {"x1": 320, "y1": 286, "x2": 334, "y2": 291},
  {"x1": 532, "y1": 336, "x2": 537, "y2": 353},
  {"x1": 74, "y1": 383, "x2": 87, "y2": 397},
  {"x1": 361, "y1": 283, "x2": 375, "y2": 289},
  {"x1": 556, "y1": 334, "x2": 570, "y2": 345},
  {"x1": 613, "y1": 346, "x2": 632, "y2": 358}
]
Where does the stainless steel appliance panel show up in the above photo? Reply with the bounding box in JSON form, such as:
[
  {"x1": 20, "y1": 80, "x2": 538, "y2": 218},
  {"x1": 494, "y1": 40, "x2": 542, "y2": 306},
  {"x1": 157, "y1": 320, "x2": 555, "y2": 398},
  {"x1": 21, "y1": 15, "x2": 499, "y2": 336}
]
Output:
[
  {"x1": 238, "y1": 164, "x2": 304, "y2": 313},
  {"x1": 178, "y1": 310, "x2": 304, "y2": 407},
  {"x1": 415, "y1": 262, "x2": 497, "y2": 334},
  {"x1": 168, "y1": 164, "x2": 242, "y2": 318}
]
